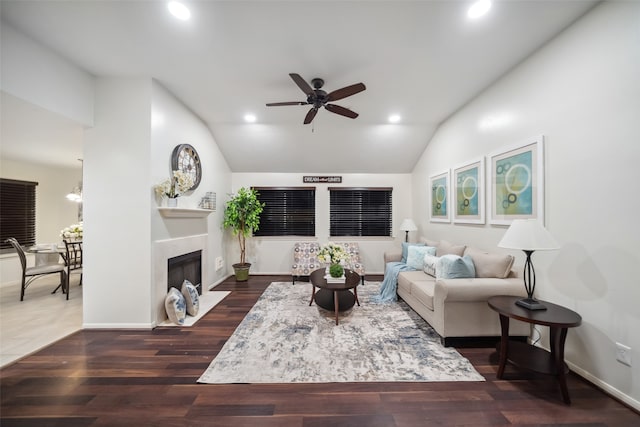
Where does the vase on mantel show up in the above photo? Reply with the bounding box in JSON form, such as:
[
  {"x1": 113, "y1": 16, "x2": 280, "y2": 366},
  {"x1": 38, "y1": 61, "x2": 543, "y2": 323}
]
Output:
[{"x1": 167, "y1": 197, "x2": 178, "y2": 207}]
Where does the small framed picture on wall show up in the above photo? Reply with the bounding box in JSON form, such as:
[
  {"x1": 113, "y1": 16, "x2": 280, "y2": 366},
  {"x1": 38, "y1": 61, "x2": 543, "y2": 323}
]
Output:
[
  {"x1": 453, "y1": 157, "x2": 485, "y2": 224},
  {"x1": 429, "y1": 170, "x2": 450, "y2": 223},
  {"x1": 488, "y1": 135, "x2": 545, "y2": 225}
]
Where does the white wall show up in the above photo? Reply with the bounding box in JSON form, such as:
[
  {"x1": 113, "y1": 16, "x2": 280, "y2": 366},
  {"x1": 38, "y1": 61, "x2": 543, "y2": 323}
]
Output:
[
  {"x1": 0, "y1": 23, "x2": 94, "y2": 126},
  {"x1": 231, "y1": 173, "x2": 413, "y2": 275},
  {"x1": 412, "y1": 2, "x2": 640, "y2": 408},
  {"x1": 150, "y1": 81, "x2": 232, "y2": 320},
  {"x1": 0, "y1": 159, "x2": 81, "y2": 285},
  {"x1": 83, "y1": 78, "x2": 153, "y2": 328}
]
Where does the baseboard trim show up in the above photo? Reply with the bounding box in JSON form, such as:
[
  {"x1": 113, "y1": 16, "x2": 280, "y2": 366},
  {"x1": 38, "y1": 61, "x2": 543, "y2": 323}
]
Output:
[
  {"x1": 566, "y1": 360, "x2": 640, "y2": 413},
  {"x1": 208, "y1": 274, "x2": 233, "y2": 290}
]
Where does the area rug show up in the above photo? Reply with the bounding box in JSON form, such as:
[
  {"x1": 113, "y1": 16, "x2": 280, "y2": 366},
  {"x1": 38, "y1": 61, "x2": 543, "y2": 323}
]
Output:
[
  {"x1": 159, "y1": 290, "x2": 230, "y2": 327},
  {"x1": 197, "y1": 282, "x2": 484, "y2": 383}
]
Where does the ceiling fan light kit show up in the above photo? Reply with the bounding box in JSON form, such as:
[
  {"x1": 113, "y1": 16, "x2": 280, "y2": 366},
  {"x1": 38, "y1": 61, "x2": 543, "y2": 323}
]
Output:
[{"x1": 266, "y1": 73, "x2": 366, "y2": 125}]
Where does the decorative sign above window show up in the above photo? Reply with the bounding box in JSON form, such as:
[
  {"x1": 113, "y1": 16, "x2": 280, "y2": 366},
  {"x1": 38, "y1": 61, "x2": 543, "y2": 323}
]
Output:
[{"x1": 303, "y1": 176, "x2": 342, "y2": 183}]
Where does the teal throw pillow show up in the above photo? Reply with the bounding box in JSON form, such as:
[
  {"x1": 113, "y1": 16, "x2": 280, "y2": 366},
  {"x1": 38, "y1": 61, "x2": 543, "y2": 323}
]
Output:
[
  {"x1": 401, "y1": 242, "x2": 425, "y2": 263},
  {"x1": 436, "y1": 254, "x2": 476, "y2": 279},
  {"x1": 406, "y1": 245, "x2": 437, "y2": 270}
]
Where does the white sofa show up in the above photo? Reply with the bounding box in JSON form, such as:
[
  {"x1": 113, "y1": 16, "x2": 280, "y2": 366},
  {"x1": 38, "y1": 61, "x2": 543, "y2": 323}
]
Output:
[{"x1": 384, "y1": 238, "x2": 529, "y2": 346}]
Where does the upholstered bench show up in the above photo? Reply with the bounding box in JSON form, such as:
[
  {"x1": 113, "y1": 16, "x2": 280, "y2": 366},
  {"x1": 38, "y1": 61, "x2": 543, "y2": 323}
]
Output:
[
  {"x1": 291, "y1": 242, "x2": 322, "y2": 284},
  {"x1": 337, "y1": 242, "x2": 365, "y2": 286},
  {"x1": 291, "y1": 242, "x2": 366, "y2": 285}
]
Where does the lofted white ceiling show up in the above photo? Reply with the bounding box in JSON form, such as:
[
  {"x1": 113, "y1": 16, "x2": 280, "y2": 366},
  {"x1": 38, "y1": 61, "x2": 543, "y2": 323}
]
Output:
[{"x1": 0, "y1": 0, "x2": 597, "y2": 173}]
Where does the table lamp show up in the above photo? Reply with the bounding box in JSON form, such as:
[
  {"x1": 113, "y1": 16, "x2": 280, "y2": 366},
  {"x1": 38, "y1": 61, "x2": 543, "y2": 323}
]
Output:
[
  {"x1": 399, "y1": 219, "x2": 417, "y2": 242},
  {"x1": 498, "y1": 219, "x2": 559, "y2": 310}
]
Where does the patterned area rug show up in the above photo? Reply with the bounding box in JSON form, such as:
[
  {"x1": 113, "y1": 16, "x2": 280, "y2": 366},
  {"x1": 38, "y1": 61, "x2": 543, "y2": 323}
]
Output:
[{"x1": 198, "y1": 282, "x2": 484, "y2": 383}]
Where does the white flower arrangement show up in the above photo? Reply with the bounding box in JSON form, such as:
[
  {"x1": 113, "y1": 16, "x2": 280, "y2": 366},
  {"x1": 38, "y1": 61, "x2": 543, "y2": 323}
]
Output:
[
  {"x1": 317, "y1": 242, "x2": 349, "y2": 265},
  {"x1": 60, "y1": 222, "x2": 83, "y2": 240},
  {"x1": 154, "y1": 170, "x2": 194, "y2": 199}
]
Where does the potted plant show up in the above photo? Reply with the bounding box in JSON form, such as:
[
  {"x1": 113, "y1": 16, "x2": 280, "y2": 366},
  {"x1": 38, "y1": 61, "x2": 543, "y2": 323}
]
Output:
[{"x1": 223, "y1": 187, "x2": 265, "y2": 281}]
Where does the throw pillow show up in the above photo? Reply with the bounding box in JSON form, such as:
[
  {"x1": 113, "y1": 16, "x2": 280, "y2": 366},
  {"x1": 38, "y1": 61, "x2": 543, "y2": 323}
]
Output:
[
  {"x1": 406, "y1": 245, "x2": 437, "y2": 270},
  {"x1": 181, "y1": 279, "x2": 200, "y2": 316},
  {"x1": 464, "y1": 247, "x2": 515, "y2": 279},
  {"x1": 401, "y1": 242, "x2": 425, "y2": 263},
  {"x1": 436, "y1": 254, "x2": 476, "y2": 279},
  {"x1": 423, "y1": 253, "x2": 439, "y2": 277},
  {"x1": 165, "y1": 287, "x2": 186, "y2": 325},
  {"x1": 436, "y1": 240, "x2": 466, "y2": 257}
]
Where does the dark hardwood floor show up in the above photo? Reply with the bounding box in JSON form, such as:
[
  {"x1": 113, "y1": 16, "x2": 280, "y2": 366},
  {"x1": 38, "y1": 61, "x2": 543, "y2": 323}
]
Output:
[{"x1": 1, "y1": 275, "x2": 638, "y2": 426}]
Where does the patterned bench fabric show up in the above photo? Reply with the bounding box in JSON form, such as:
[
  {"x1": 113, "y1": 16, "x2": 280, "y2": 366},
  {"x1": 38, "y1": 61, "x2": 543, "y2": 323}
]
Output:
[
  {"x1": 291, "y1": 242, "x2": 322, "y2": 284},
  {"x1": 338, "y1": 242, "x2": 365, "y2": 280}
]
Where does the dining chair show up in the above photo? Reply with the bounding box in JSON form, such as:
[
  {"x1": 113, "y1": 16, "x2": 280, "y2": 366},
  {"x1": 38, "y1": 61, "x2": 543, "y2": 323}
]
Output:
[
  {"x1": 4, "y1": 238, "x2": 67, "y2": 301},
  {"x1": 63, "y1": 240, "x2": 83, "y2": 300}
]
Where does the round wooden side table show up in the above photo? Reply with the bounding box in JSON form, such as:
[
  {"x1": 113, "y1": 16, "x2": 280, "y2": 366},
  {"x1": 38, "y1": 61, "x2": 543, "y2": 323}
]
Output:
[{"x1": 488, "y1": 295, "x2": 582, "y2": 404}]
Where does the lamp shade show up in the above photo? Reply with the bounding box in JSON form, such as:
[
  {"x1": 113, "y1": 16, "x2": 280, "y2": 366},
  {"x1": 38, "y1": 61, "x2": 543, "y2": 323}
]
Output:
[
  {"x1": 498, "y1": 219, "x2": 559, "y2": 251},
  {"x1": 399, "y1": 219, "x2": 417, "y2": 232}
]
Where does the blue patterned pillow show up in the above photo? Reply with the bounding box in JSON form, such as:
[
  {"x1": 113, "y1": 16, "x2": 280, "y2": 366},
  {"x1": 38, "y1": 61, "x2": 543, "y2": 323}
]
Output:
[
  {"x1": 181, "y1": 280, "x2": 200, "y2": 316},
  {"x1": 165, "y1": 287, "x2": 186, "y2": 325},
  {"x1": 406, "y1": 245, "x2": 437, "y2": 270},
  {"x1": 401, "y1": 242, "x2": 425, "y2": 263},
  {"x1": 436, "y1": 255, "x2": 476, "y2": 279}
]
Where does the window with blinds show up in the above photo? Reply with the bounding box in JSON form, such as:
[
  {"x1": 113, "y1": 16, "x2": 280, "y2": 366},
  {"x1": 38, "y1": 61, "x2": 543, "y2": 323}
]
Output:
[
  {"x1": 0, "y1": 178, "x2": 38, "y2": 251},
  {"x1": 253, "y1": 187, "x2": 316, "y2": 237},
  {"x1": 329, "y1": 187, "x2": 392, "y2": 237}
]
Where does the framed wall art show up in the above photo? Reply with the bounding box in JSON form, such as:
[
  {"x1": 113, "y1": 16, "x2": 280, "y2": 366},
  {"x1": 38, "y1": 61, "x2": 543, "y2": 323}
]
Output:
[
  {"x1": 488, "y1": 135, "x2": 544, "y2": 225},
  {"x1": 453, "y1": 157, "x2": 485, "y2": 224},
  {"x1": 429, "y1": 170, "x2": 450, "y2": 223}
]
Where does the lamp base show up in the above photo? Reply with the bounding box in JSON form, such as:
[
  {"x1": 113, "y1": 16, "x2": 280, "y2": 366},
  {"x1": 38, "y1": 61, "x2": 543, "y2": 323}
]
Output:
[{"x1": 516, "y1": 297, "x2": 547, "y2": 311}]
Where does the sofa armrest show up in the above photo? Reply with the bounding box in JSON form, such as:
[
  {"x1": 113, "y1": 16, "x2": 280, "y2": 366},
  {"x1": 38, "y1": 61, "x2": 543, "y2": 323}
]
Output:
[
  {"x1": 384, "y1": 250, "x2": 402, "y2": 264},
  {"x1": 434, "y1": 277, "x2": 527, "y2": 303}
]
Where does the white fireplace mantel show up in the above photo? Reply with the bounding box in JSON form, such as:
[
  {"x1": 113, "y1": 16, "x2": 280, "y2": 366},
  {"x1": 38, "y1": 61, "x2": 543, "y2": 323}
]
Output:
[{"x1": 158, "y1": 207, "x2": 213, "y2": 218}]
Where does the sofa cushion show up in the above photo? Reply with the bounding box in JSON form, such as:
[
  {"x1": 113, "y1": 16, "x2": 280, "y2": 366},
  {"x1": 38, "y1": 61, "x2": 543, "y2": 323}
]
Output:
[
  {"x1": 401, "y1": 242, "x2": 425, "y2": 263},
  {"x1": 436, "y1": 240, "x2": 466, "y2": 257},
  {"x1": 436, "y1": 254, "x2": 476, "y2": 279},
  {"x1": 411, "y1": 280, "x2": 436, "y2": 311},
  {"x1": 406, "y1": 245, "x2": 437, "y2": 270},
  {"x1": 419, "y1": 237, "x2": 440, "y2": 248},
  {"x1": 464, "y1": 247, "x2": 515, "y2": 279},
  {"x1": 423, "y1": 254, "x2": 438, "y2": 277}
]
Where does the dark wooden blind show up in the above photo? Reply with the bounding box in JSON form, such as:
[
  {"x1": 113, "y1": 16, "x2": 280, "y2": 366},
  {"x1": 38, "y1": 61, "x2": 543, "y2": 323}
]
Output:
[
  {"x1": 253, "y1": 187, "x2": 315, "y2": 237},
  {"x1": 329, "y1": 187, "x2": 392, "y2": 237},
  {"x1": 0, "y1": 178, "x2": 38, "y2": 250}
]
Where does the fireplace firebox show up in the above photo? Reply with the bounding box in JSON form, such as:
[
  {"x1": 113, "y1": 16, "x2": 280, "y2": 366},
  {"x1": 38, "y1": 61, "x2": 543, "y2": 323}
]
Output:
[{"x1": 167, "y1": 250, "x2": 202, "y2": 295}]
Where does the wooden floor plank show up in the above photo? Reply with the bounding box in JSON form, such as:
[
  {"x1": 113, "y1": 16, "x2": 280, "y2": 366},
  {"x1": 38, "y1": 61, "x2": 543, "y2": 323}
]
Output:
[{"x1": 1, "y1": 274, "x2": 638, "y2": 426}]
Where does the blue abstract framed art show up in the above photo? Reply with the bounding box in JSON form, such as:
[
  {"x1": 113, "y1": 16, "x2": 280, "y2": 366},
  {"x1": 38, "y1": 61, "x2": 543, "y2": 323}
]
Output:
[
  {"x1": 488, "y1": 136, "x2": 544, "y2": 225},
  {"x1": 453, "y1": 157, "x2": 485, "y2": 224},
  {"x1": 429, "y1": 170, "x2": 450, "y2": 223}
]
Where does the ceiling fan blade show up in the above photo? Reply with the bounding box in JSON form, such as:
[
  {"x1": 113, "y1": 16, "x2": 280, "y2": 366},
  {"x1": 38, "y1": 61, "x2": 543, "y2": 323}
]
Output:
[
  {"x1": 304, "y1": 107, "x2": 318, "y2": 124},
  {"x1": 325, "y1": 104, "x2": 359, "y2": 119},
  {"x1": 289, "y1": 73, "x2": 314, "y2": 96},
  {"x1": 327, "y1": 83, "x2": 366, "y2": 102},
  {"x1": 266, "y1": 101, "x2": 307, "y2": 106}
]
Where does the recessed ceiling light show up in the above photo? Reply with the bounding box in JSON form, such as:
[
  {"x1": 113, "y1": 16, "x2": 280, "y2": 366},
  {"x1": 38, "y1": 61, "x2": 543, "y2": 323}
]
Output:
[
  {"x1": 244, "y1": 114, "x2": 257, "y2": 123},
  {"x1": 168, "y1": 1, "x2": 191, "y2": 21},
  {"x1": 388, "y1": 114, "x2": 401, "y2": 124},
  {"x1": 467, "y1": 0, "x2": 492, "y2": 20}
]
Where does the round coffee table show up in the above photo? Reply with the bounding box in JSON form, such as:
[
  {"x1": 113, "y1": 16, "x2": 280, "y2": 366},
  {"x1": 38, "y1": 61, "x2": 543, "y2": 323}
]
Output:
[{"x1": 309, "y1": 268, "x2": 360, "y2": 325}]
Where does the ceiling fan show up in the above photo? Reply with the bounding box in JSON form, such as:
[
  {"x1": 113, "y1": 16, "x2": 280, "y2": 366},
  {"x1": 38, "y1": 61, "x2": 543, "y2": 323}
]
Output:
[{"x1": 266, "y1": 73, "x2": 366, "y2": 124}]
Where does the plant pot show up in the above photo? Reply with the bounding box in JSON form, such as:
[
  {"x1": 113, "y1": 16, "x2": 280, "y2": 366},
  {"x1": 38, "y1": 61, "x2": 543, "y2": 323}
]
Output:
[
  {"x1": 167, "y1": 198, "x2": 178, "y2": 207},
  {"x1": 232, "y1": 263, "x2": 251, "y2": 282}
]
